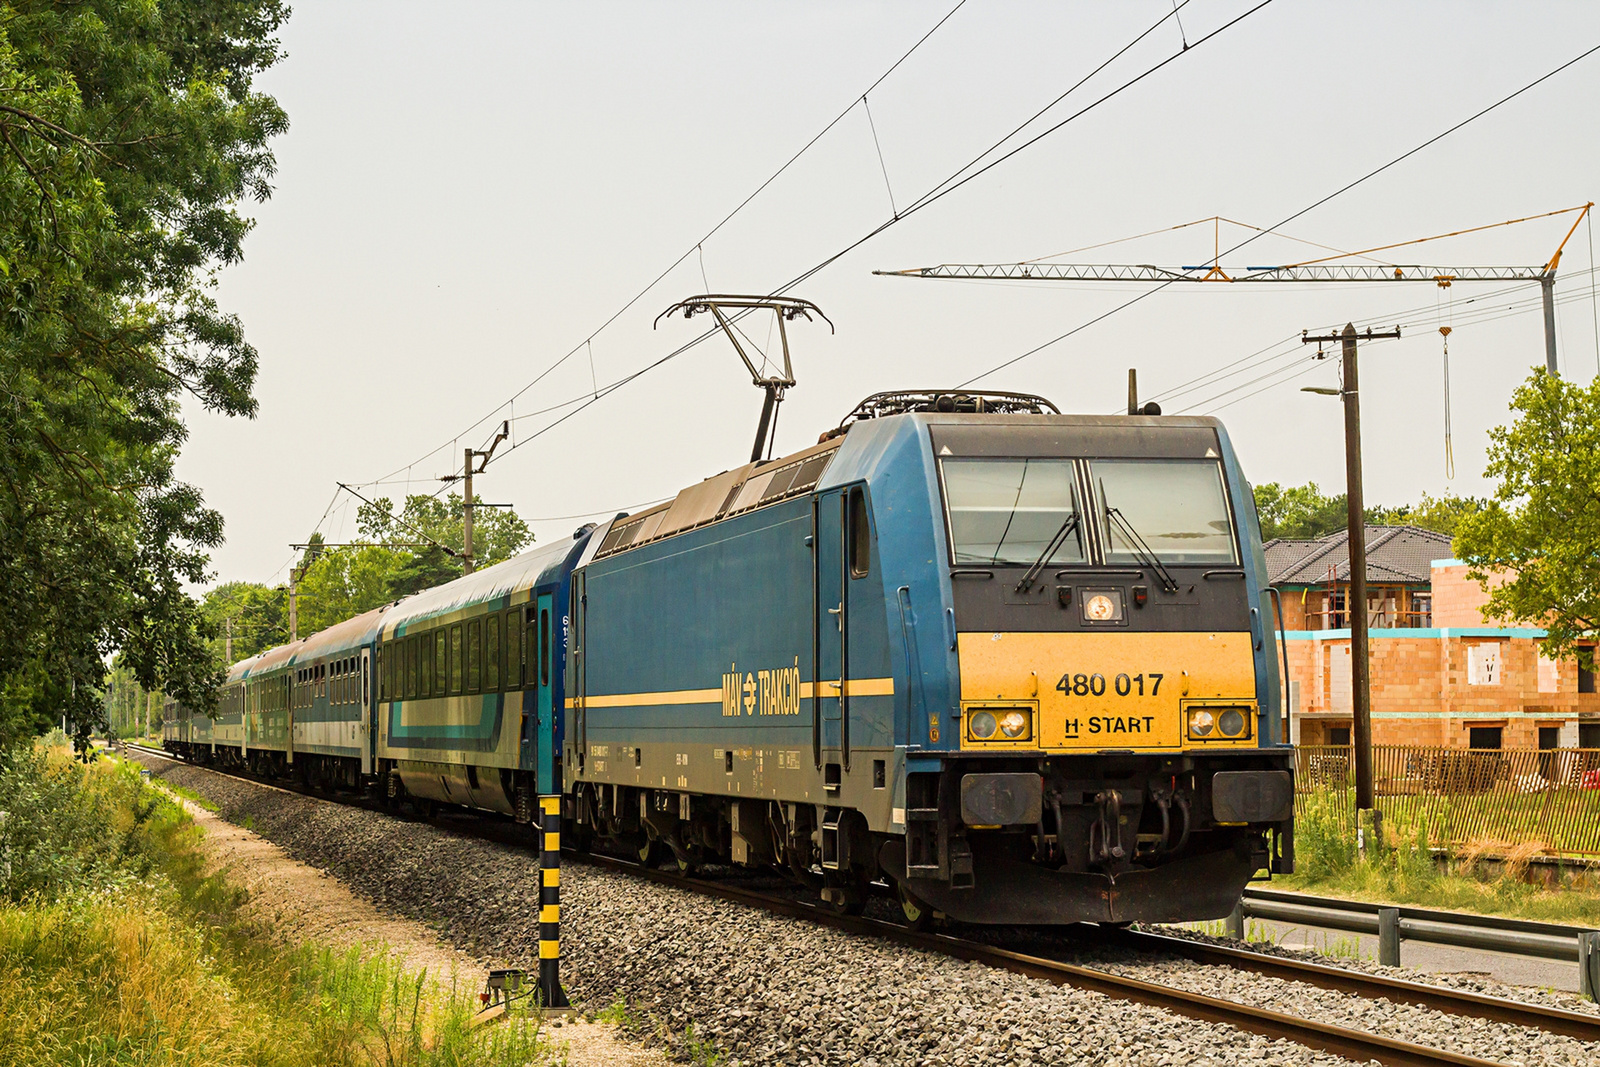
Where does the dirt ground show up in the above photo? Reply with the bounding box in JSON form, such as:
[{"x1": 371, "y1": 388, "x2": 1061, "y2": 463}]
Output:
[{"x1": 170, "y1": 790, "x2": 669, "y2": 1066}]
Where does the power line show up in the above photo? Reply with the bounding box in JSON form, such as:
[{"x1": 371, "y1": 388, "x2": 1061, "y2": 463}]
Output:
[
  {"x1": 958, "y1": 40, "x2": 1600, "y2": 387},
  {"x1": 376, "y1": 0, "x2": 1250, "y2": 490},
  {"x1": 1137, "y1": 264, "x2": 1600, "y2": 414},
  {"x1": 354, "y1": 0, "x2": 973, "y2": 494}
]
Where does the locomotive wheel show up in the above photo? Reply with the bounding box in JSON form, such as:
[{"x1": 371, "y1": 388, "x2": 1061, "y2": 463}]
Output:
[
  {"x1": 635, "y1": 835, "x2": 668, "y2": 868},
  {"x1": 896, "y1": 882, "x2": 933, "y2": 931},
  {"x1": 821, "y1": 885, "x2": 866, "y2": 917}
]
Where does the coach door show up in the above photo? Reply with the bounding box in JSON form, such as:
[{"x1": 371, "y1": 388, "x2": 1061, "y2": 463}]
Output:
[
  {"x1": 534, "y1": 592, "x2": 555, "y2": 790},
  {"x1": 360, "y1": 648, "x2": 372, "y2": 775},
  {"x1": 815, "y1": 489, "x2": 852, "y2": 773}
]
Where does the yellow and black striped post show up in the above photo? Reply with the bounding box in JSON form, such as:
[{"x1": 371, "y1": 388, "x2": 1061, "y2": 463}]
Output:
[{"x1": 537, "y1": 794, "x2": 570, "y2": 1010}]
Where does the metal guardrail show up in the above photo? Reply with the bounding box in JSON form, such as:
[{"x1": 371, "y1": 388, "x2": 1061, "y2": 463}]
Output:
[{"x1": 1236, "y1": 888, "x2": 1600, "y2": 999}]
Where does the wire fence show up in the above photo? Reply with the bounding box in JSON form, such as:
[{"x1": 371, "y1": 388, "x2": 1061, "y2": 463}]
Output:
[{"x1": 1296, "y1": 745, "x2": 1600, "y2": 857}]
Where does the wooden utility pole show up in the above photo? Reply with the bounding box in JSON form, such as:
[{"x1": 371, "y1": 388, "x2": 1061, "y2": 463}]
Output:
[
  {"x1": 462, "y1": 447, "x2": 475, "y2": 576},
  {"x1": 1302, "y1": 323, "x2": 1401, "y2": 835},
  {"x1": 288, "y1": 566, "x2": 301, "y2": 642},
  {"x1": 225, "y1": 615, "x2": 234, "y2": 662},
  {"x1": 438, "y1": 421, "x2": 509, "y2": 577}
]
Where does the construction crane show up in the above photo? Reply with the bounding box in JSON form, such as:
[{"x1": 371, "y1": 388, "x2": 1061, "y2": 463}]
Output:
[{"x1": 875, "y1": 204, "x2": 1594, "y2": 376}]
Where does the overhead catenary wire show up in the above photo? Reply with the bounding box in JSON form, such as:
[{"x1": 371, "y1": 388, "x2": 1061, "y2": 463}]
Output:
[
  {"x1": 471, "y1": 0, "x2": 1247, "y2": 473},
  {"x1": 1137, "y1": 265, "x2": 1600, "y2": 415},
  {"x1": 958, "y1": 40, "x2": 1600, "y2": 388},
  {"x1": 351, "y1": 0, "x2": 974, "y2": 495}
]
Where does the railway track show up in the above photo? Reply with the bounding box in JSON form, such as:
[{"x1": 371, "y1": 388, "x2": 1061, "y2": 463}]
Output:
[{"x1": 121, "y1": 743, "x2": 1598, "y2": 1066}]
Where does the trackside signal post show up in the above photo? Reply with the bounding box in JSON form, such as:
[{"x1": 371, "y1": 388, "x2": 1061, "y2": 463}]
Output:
[
  {"x1": 1301, "y1": 323, "x2": 1401, "y2": 846},
  {"x1": 537, "y1": 794, "x2": 569, "y2": 1010},
  {"x1": 537, "y1": 675, "x2": 568, "y2": 1009}
]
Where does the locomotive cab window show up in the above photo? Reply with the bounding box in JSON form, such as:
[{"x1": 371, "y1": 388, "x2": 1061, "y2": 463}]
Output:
[
  {"x1": 1094, "y1": 458, "x2": 1238, "y2": 565},
  {"x1": 848, "y1": 487, "x2": 871, "y2": 579},
  {"x1": 940, "y1": 458, "x2": 1086, "y2": 566}
]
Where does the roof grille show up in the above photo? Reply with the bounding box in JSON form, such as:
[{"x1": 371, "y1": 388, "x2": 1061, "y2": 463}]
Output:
[{"x1": 835, "y1": 389, "x2": 1059, "y2": 430}]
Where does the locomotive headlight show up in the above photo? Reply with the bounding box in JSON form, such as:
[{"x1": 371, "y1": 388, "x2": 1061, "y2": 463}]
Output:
[
  {"x1": 998, "y1": 709, "x2": 1031, "y2": 740},
  {"x1": 1188, "y1": 709, "x2": 1215, "y2": 737},
  {"x1": 1218, "y1": 708, "x2": 1247, "y2": 738},
  {"x1": 1081, "y1": 589, "x2": 1124, "y2": 623},
  {"x1": 969, "y1": 710, "x2": 999, "y2": 740}
]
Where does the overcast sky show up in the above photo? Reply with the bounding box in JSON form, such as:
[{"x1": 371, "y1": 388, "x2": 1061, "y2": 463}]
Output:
[{"x1": 187, "y1": 1, "x2": 1600, "y2": 587}]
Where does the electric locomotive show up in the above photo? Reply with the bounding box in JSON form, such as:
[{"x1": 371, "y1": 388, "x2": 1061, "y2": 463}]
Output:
[{"x1": 565, "y1": 390, "x2": 1294, "y2": 924}]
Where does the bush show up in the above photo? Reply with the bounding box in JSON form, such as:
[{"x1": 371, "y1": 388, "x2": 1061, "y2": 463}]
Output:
[
  {"x1": 0, "y1": 743, "x2": 555, "y2": 1066},
  {"x1": 0, "y1": 744, "x2": 199, "y2": 902}
]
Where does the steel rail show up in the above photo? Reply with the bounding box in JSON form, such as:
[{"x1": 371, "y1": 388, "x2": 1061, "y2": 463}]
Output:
[
  {"x1": 122, "y1": 746, "x2": 1581, "y2": 1063},
  {"x1": 570, "y1": 852, "x2": 1511, "y2": 1067}
]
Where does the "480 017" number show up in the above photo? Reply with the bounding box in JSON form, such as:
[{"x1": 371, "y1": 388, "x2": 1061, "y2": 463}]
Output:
[{"x1": 1055, "y1": 672, "x2": 1164, "y2": 697}]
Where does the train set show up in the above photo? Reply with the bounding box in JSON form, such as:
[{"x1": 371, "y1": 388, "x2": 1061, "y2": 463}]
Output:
[{"x1": 165, "y1": 388, "x2": 1295, "y2": 925}]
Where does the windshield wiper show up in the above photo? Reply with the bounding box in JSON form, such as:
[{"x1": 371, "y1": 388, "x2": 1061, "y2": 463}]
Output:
[
  {"x1": 1015, "y1": 511, "x2": 1081, "y2": 594},
  {"x1": 1102, "y1": 504, "x2": 1179, "y2": 593}
]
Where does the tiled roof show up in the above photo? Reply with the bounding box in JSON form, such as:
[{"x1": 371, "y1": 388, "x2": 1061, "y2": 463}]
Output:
[{"x1": 1264, "y1": 524, "x2": 1453, "y2": 585}]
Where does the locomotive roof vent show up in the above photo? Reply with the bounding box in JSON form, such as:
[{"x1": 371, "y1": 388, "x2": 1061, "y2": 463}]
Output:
[{"x1": 831, "y1": 389, "x2": 1060, "y2": 435}]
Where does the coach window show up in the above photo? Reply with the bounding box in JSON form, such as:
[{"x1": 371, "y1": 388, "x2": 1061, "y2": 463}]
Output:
[
  {"x1": 422, "y1": 630, "x2": 435, "y2": 697},
  {"x1": 848, "y1": 487, "x2": 870, "y2": 579},
  {"x1": 434, "y1": 631, "x2": 447, "y2": 696},
  {"x1": 466, "y1": 620, "x2": 483, "y2": 693},
  {"x1": 486, "y1": 615, "x2": 502, "y2": 691},
  {"x1": 451, "y1": 625, "x2": 464, "y2": 695},
  {"x1": 507, "y1": 610, "x2": 523, "y2": 689},
  {"x1": 377, "y1": 647, "x2": 387, "y2": 701}
]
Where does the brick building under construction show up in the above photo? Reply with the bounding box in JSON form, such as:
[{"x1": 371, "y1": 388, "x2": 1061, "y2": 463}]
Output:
[{"x1": 1267, "y1": 525, "x2": 1600, "y2": 751}]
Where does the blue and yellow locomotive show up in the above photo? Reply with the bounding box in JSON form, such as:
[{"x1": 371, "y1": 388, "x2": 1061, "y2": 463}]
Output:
[
  {"x1": 166, "y1": 388, "x2": 1293, "y2": 925},
  {"x1": 564, "y1": 390, "x2": 1293, "y2": 923}
]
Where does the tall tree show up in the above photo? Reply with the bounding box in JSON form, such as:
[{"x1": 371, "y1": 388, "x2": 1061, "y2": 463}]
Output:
[
  {"x1": 201, "y1": 580, "x2": 288, "y2": 663},
  {"x1": 286, "y1": 493, "x2": 533, "y2": 637},
  {"x1": 1455, "y1": 371, "x2": 1600, "y2": 668},
  {"x1": 1253, "y1": 482, "x2": 1484, "y2": 541},
  {"x1": 0, "y1": 2, "x2": 289, "y2": 749}
]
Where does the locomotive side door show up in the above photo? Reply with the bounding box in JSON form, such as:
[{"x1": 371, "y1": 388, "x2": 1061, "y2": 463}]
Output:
[{"x1": 814, "y1": 489, "x2": 849, "y2": 771}]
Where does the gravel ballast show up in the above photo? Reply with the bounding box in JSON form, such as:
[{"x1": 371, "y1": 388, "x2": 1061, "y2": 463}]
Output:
[{"x1": 134, "y1": 754, "x2": 1597, "y2": 1067}]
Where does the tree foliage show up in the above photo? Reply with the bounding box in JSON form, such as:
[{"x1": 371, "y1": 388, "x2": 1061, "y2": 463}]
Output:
[
  {"x1": 200, "y1": 580, "x2": 288, "y2": 662},
  {"x1": 1253, "y1": 482, "x2": 1484, "y2": 542},
  {"x1": 0, "y1": 1, "x2": 289, "y2": 749},
  {"x1": 291, "y1": 493, "x2": 532, "y2": 636},
  {"x1": 195, "y1": 494, "x2": 534, "y2": 665},
  {"x1": 1454, "y1": 371, "x2": 1600, "y2": 668}
]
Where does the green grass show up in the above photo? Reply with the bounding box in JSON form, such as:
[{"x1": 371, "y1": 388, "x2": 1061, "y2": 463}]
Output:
[
  {"x1": 1280, "y1": 793, "x2": 1600, "y2": 927},
  {"x1": 0, "y1": 739, "x2": 559, "y2": 1067}
]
